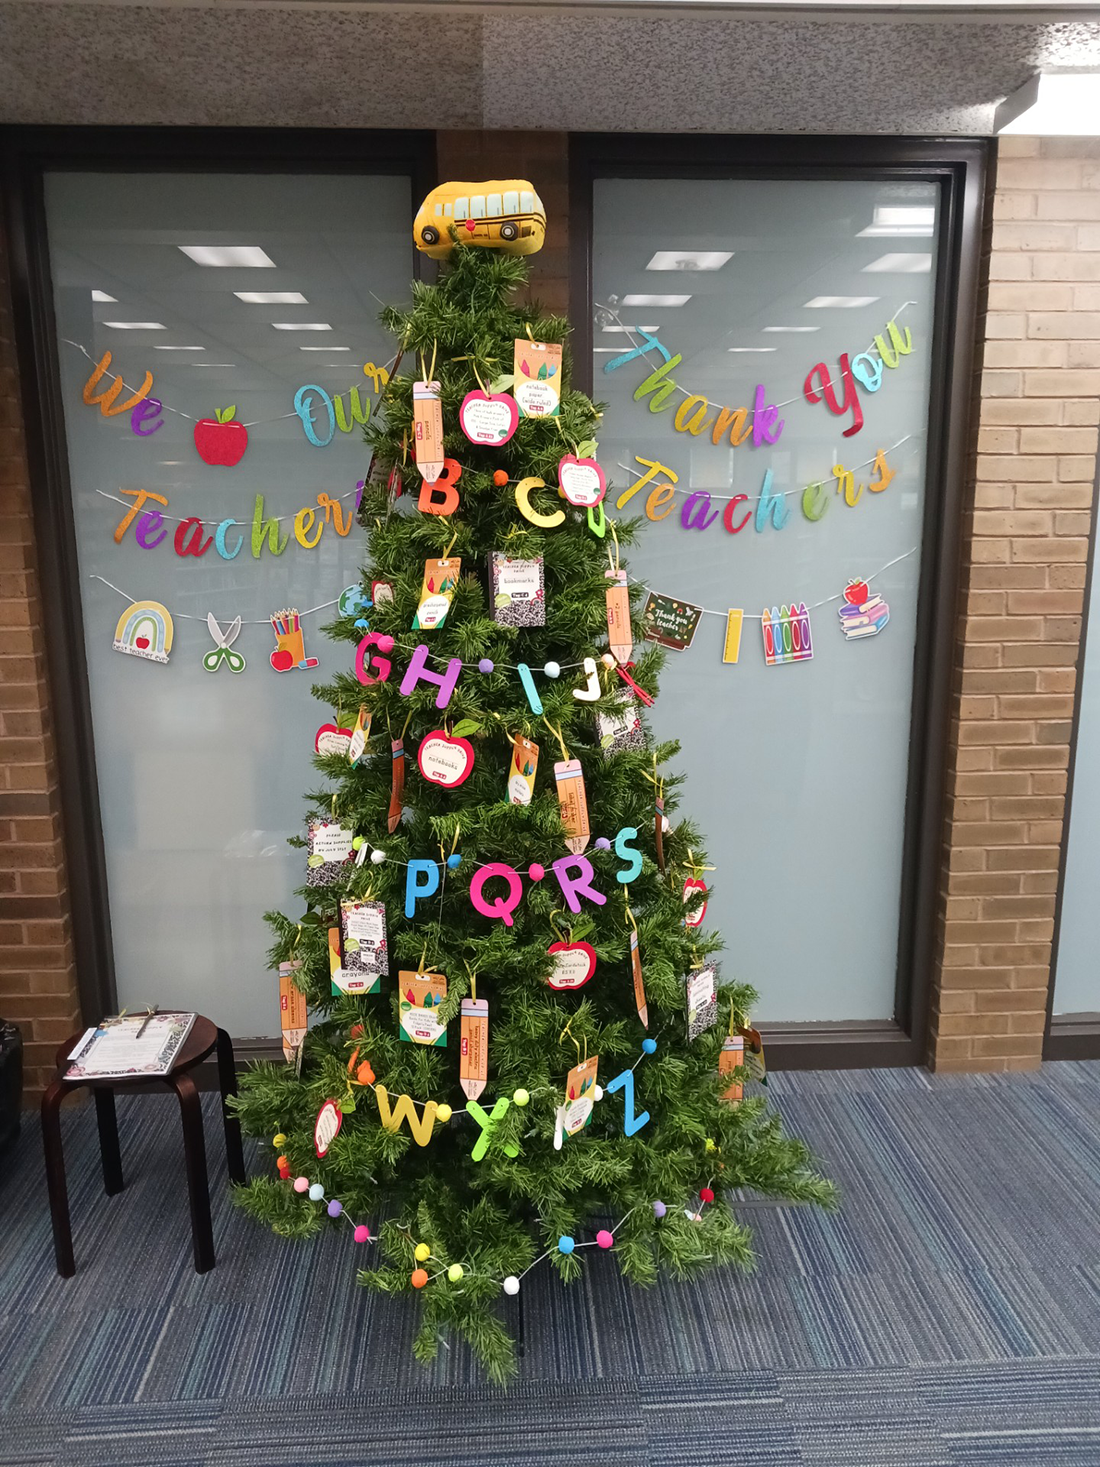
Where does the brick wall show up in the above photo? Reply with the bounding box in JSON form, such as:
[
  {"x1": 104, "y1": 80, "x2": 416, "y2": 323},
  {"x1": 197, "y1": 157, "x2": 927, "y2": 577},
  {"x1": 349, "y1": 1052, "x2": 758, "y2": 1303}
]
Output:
[
  {"x1": 0, "y1": 220, "x2": 81, "y2": 1097},
  {"x1": 930, "y1": 136, "x2": 1100, "y2": 1072}
]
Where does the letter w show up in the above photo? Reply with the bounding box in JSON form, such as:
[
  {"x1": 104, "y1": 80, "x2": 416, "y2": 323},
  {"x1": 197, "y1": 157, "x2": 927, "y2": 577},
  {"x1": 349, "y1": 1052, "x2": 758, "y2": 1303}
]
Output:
[
  {"x1": 83, "y1": 351, "x2": 153, "y2": 418},
  {"x1": 374, "y1": 1085, "x2": 438, "y2": 1146}
]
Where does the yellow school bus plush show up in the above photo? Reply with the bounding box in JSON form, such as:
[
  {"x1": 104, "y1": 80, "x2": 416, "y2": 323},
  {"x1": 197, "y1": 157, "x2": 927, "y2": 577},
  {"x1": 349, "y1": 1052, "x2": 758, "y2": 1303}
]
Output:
[{"x1": 413, "y1": 181, "x2": 546, "y2": 259}]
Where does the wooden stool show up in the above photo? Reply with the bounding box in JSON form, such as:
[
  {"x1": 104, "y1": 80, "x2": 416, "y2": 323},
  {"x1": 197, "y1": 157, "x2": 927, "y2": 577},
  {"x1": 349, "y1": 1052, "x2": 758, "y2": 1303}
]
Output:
[{"x1": 41, "y1": 1015, "x2": 246, "y2": 1277}]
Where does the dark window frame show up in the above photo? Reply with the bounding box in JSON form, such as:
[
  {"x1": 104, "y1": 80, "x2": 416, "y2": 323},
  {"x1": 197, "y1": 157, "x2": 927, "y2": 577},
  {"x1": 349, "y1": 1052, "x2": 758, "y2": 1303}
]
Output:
[
  {"x1": 569, "y1": 133, "x2": 989, "y2": 1069},
  {"x1": 1, "y1": 125, "x2": 436, "y2": 1026}
]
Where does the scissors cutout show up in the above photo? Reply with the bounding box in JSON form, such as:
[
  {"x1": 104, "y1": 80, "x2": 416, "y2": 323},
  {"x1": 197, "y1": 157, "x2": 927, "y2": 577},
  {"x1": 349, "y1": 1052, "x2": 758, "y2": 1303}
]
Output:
[{"x1": 203, "y1": 613, "x2": 246, "y2": 673}]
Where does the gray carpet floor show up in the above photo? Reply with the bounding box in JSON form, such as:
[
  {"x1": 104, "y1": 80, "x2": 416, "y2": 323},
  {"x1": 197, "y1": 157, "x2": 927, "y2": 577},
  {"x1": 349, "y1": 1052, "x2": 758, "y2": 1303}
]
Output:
[{"x1": 3, "y1": 1062, "x2": 1100, "y2": 1465}]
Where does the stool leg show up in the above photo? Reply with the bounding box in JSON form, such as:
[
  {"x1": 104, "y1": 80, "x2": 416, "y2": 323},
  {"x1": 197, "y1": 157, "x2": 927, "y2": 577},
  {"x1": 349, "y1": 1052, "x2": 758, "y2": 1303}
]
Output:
[
  {"x1": 171, "y1": 1071, "x2": 215, "y2": 1274},
  {"x1": 41, "y1": 1079, "x2": 76, "y2": 1277},
  {"x1": 216, "y1": 1028, "x2": 246, "y2": 1185},
  {"x1": 95, "y1": 1088, "x2": 124, "y2": 1195}
]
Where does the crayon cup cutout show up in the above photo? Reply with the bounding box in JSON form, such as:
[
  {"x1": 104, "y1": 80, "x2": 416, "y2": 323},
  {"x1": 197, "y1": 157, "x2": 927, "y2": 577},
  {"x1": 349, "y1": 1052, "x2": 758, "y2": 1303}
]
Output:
[{"x1": 270, "y1": 609, "x2": 319, "y2": 672}]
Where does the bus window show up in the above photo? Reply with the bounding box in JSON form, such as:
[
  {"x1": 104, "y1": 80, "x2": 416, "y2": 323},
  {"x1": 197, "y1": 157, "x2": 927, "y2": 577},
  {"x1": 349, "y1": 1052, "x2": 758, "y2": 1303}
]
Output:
[
  {"x1": 471, "y1": 196, "x2": 486, "y2": 219},
  {"x1": 434, "y1": 203, "x2": 443, "y2": 217},
  {"x1": 520, "y1": 190, "x2": 535, "y2": 213},
  {"x1": 454, "y1": 197, "x2": 469, "y2": 220},
  {"x1": 487, "y1": 193, "x2": 503, "y2": 217},
  {"x1": 503, "y1": 190, "x2": 519, "y2": 214},
  {"x1": 534, "y1": 193, "x2": 545, "y2": 215},
  {"x1": 444, "y1": 203, "x2": 452, "y2": 216}
]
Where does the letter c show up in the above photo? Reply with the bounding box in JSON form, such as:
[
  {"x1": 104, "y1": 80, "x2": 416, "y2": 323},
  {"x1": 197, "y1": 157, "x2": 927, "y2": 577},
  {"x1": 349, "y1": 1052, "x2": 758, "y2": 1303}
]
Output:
[{"x1": 515, "y1": 476, "x2": 565, "y2": 529}]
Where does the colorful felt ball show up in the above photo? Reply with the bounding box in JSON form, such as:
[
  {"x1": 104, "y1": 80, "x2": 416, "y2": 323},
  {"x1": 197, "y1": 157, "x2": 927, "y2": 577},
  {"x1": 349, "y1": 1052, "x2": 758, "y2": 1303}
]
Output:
[
  {"x1": 543, "y1": 661, "x2": 560, "y2": 679},
  {"x1": 415, "y1": 1242, "x2": 431, "y2": 1262},
  {"x1": 700, "y1": 1187, "x2": 715, "y2": 1203},
  {"x1": 272, "y1": 1132, "x2": 286, "y2": 1147},
  {"x1": 447, "y1": 1263, "x2": 464, "y2": 1282},
  {"x1": 293, "y1": 1176, "x2": 309, "y2": 1193},
  {"x1": 447, "y1": 854, "x2": 462, "y2": 869},
  {"x1": 376, "y1": 635, "x2": 395, "y2": 654},
  {"x1": 593, "y1": 1084, "x2": 604, "y2": 1101},
  {"x1": 493, "y1": 470, "x2": 509, "y2": 487},
  {"x1": 705, "y1": 1138, "x2": 717, "y2": 1153},
  {"x1": 370, "y1": 849, "x2": 386, "y2": 865},
  {"x1": 601, "y1": 652, "x2": 616, "y2": 668},
  {"x1": 558, "y1": 1235, "x2": 575, "y2": 1255},
  {"x1": 436, "y1": 1103, "x2": 453, "y2": 1123},
  {"x1": 503, "y1": 1275, "x2": 520, "y2": 1296},
  {"x1": 642, "y1": 1037, "x2": 657, "y2": 1055},
  {"x1": 411, "y1": 1268, "x2": 429, "y2": 1289},
  {"x1": 478, "y1": 658, "x2": 494, "y2": 673},
  {"x1": 653, "y1": 1200, "x2": 667, "y2": 1218},
  {"x1": 596, "y1": 1230, "x2": 614, "y2": 1250},
  {"x1": 513, "y1": 1088, "x2": 530, "y2": 1107},
  {"x1": 528, "y1": 863, "x2": 545, "y2": 881},
  {"x1": 352, "y1": 836, "x2": 365, "y2": 851},
  {"x1": 309, "y1": 1183, "x2": 324, "y2": 1201},
  {"x1": 354, "y1": 1224, "x2": 371, "y2": 1243},
  {"x1": 356, "y1": 1061, "x2": 375, "y2": 1085},
  {"x1": 327, "y1": 1199, "x2": 343, "y2": 1217},
  {"x1": 594, "y1": 836, "x2": 611, "y2": 852}
]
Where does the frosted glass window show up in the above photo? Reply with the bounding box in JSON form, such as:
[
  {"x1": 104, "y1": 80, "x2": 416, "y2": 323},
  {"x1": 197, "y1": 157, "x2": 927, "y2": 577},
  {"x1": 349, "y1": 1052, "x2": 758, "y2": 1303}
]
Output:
[
  {"x1": 592, "y1": 178, "x2": 940, "y2": 1022},
  {"x1": 45, "y1": 171, "x2": 413, "y2": 1037},
  {"x1": 1052, "y1": 565, "x2": 1100, "y2": 1018}
]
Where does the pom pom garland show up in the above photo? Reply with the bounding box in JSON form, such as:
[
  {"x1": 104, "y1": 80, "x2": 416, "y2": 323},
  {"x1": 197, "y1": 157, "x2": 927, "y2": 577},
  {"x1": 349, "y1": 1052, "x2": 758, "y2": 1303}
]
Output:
[
  {"x1": 558, "y1": 1235, "x2": 575, "y2": 1255},
  {"x1": 353, "y1": 1225, "x2": 371, "y2": 1243},
  {"x1": 327, "y1": 1199, "x2": 343, "y2": 1218},
  {"x1": 272, "y1": 1133, "x2": 286, "y2": 1147},
  {"x1": 543, "y1": 661, "x2": 560, "y2": 679},
  {"x1": 308, "y1": 1183, "x2": 324, "y2": 1201},
  {"x1": 596, "y1": 1230, "x2": 614, "y2": 1250},
  {"x1": 414, "y1": 1243, "x2": 431, "y2": 1262},
  {"x1": 512, "y1": 1088, "x2": 530, "y2": 1107},
  {"x1": 492, "y1": 470, "x2": 509, "y2": 487},
  {"x1": 436, "y1": 1103, "x2": 453, "y2": 1123},
  {"x1": 293, "y1": 1176, "x2": 309, "y2": 1193},
  {"x1": 653, "y1": 1200, "x2": 667, "y2": 1218},
  {"x1": 478, "y1": 658, "x2": 494, "y2": 673},
  {"x1": 503, "y1": 1275, "x2": 520, "y2": 1296},
  {"x1": 446, "y1": 854, "x2": 462, "y2": 869},
  {"x1": 370, "y1": 848, "x2": 387, "y2": 865},
  {"x1": 642, "y1": 1037, "x2": 657, "y2": 1055},
  {"x1": 700, "y1": 1188, "x2": 715, "y2": 1203},
  {"x1": 411, "y1": 1268, "x2": 429, "y2": 1289},
  {"x1": 447, "y1": 1263, "x2": 465, "y2": 1282},
  {"x1": 594, "y1": 836, "x2": 611, "y2": 852}
]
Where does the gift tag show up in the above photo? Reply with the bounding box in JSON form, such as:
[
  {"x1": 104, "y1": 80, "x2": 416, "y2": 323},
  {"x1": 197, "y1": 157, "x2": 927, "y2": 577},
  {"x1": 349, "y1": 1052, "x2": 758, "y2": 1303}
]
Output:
[
  {"x1": 558, "y1": 455, "x2": 607, "y2": 509},
  {"x1": 630, "y1": 929, "x2": 649, "y2": 1029},
  {"x1": 513, "y1": 339, "x2": 562, "y2": 418},
  {"x1": 683, "y1": 876, "x2": 708, "y2": 929},
  {"x1": 388, "y1": 739, "x2": 406, "y2": 833},
  {"x1": 372, "y1": 580, "x2": 394, "y2": 606},
  {"x1": 279, "y1": 960, "x2": 307, "y2": 1065},
  {"x1": 327, "y1": 925, "x2": 346, "y2": 995},
  {"x1": 398, "y1": 970, "x2": 448, "y2": 1047},
  {"x1": 412, "y1": 380, "x2": 444, "y2": 483},
  {"x1": 418, "y1": 729, "x2": 475, "y2": 788},
  {"x1": 348, "y1": 704, "x2": 371, "y2": 765},
  {"x1": 460, "y1": 389, "x2": 519, "y2": 446},
  {"x1": 643, "y1": 591, "x2": 702, "y2": 651},
  {"x1": 554, "y1": 759, "x2": 590, "y2": 854},
  {"x1": 315, "y1": 723, "x2": 353, "y2": 757},
  {"x1": 605, "y1": 569, "x2": 632, "y2": 664},
  {"x1": 490, "y1": 552, "x2": 545, "y2": 628},
  {"x1": 719, "y1": 1033, "x2": 744, "y2": 1103},
  {"x1": 413, "y1": 557, "x2": 460, "y2": 631},
  {"x1": 314, "y1": 1099, "x2": 343, "y2": 1157},
  {"x1": 654, "y1": 793, "x2": 666, "y2": 873},
  {"x1": 596, "y1": 692, "x2": 645, "y2": 756},
  {"x1": 508, "y1": 735, "x2": 539, "y2": 806},
  {"x1": 459, "y1": 997, "x2": 489, "y2": 1100},
  {"x1": 306, "y1": 821, "x2": 355, "y2": 886},
  {"x1": 546, "y1": 939, "x2": 596, "y2": 991},
  {"x1": 337, "y1": 899, "x2": 388, "y2": 995},
  {"x1": 685, "y1": 964, "x2": 718, "y2": 1042},
  {"x1": 563, "y1": 1055, "x2": 599, "y2": 1136}
]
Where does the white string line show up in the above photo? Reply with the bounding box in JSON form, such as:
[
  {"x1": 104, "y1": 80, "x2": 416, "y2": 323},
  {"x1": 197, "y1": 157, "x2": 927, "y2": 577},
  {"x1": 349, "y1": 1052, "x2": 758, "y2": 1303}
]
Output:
[
  {"x1": 96, "y1": 484, "x2": 363, "y2": 528},
  {"x1": 89, "y1": 572, "x2": 339, "y2": 625},
  {"x1": 593, "y1": 299, "x2": 917, "y2": 414},
  {"x1": 614, "y1": 433, "x2": 914, "y2": 505},
  {"x1": 62, "y1": 338, "x2": 397, "y2": 429},
  {"x1": 630, "y1": 546, "x2": 918, "y2": 623}
]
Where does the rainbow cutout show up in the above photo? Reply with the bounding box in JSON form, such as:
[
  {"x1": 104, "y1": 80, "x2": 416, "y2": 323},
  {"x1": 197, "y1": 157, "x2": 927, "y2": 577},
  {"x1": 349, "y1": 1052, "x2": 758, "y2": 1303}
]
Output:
[{"x1": 113, "y1": 600, "x2": 173, "y2": 664}]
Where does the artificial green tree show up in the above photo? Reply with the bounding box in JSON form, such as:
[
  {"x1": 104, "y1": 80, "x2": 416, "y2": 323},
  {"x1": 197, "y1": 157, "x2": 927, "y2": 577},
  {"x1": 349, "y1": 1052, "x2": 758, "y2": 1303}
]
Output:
[{"x1": 233, "y1": 242, "x2": 833, "y2": 1381}]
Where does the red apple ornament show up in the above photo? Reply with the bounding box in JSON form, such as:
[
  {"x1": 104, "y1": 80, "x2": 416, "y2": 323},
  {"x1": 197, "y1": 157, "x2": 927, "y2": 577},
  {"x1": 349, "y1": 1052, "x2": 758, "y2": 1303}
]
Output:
[
  {"x1": 844, "y1": 579, "x2": 870, "y2": 606},
  {"x1": 459, "y1": 390, "x2": 519, "y2": 446},
  {"x1": 682, "y1": 877, "x2": 708, "y2": 929},
  {"x1": 546, "y1": 941, "x2": 597, "y2": 991},
  {"x1": 194, "y1": 406, "x2": 248, "y2": 467},
  {"x1": 315, "y1": 724, "x2": 354, "y2": 757},
  {"x1": 558, "y1": 455, "x2": 607, "y2": 508},
  {"x1": 417, "y1": 730, "x2": 475, "y2": 788}
]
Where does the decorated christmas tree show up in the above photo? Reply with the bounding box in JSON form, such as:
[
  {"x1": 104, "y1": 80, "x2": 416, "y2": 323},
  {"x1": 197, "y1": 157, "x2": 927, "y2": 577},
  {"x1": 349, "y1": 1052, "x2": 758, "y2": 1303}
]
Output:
[{"x1": 233, "y1": 184, "x2": 833, "y2": 1382}]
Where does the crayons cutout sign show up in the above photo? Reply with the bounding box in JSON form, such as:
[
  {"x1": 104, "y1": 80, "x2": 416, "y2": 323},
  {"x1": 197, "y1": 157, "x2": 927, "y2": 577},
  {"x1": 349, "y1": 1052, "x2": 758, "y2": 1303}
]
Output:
[{"x1": 113, "y1": 600, "x2": 173, "y2": 664}]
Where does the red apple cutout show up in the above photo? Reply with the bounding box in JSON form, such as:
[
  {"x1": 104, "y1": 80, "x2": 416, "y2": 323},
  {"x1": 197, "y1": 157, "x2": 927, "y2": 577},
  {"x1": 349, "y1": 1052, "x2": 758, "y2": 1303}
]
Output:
[
  {"x1": 418, "y1": 730, "x2": 475, "y2": 788},
  {"x1": 194, "y1": 405, "x2": 248, "y2": 467},
  {"x1": 844, "y1": 579, "x2": 870, "y2": 606},
  {"x1": 682, "y1": 877, "x2": 708, "y2": 929},
  {"x1": 546, "y1": 941, "x2": 597, "y2": 991},
  {"x1": 459, "y1": 390, "x2": 519, "y2": 446},
  {"x1": 135, "y1": 636, "x2": 150, "y2": 650},
  {"x1": 315, "y1": 724, "x2": 353, "y2": 757},
  {"x1": 558, "y1": 455, "x2": 606, "y2": 508}
]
